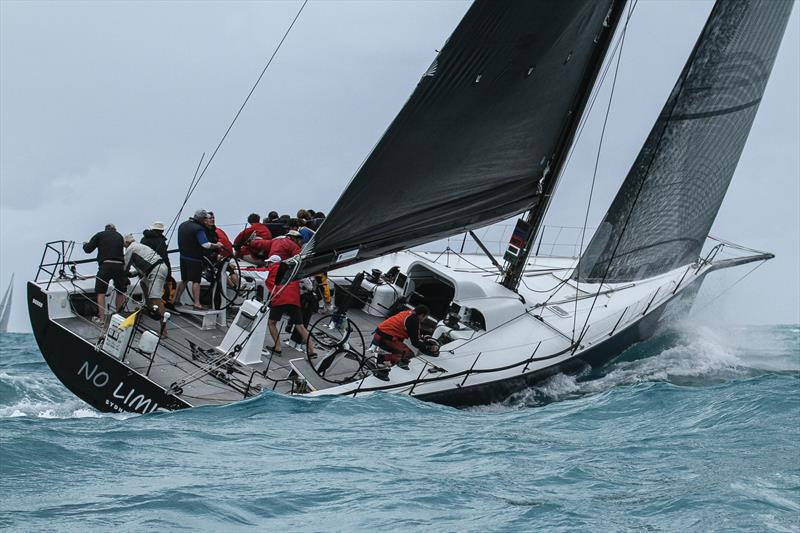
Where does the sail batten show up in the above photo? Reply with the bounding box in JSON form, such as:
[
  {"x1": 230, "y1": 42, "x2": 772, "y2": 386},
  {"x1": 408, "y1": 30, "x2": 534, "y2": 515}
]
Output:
[
  {"x1": 575, "y1": 0, "x2": 793, "y2": 284},
  {"x1": 300, "y1": 0, "x2": 624, "y2": 276}
]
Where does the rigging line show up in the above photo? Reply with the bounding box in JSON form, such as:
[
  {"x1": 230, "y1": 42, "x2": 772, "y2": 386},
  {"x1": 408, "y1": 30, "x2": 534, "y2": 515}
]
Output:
[
  {"x1": 520, "y1": 276, "x2": 571, "y2": 294},
  {"x1": 537, "y1": 258, "x2": 579, "y2": 309},
  {"x1": 186, "y1": 0, "x2": 308, "y2": 200},
  {"x1": 173, "y1": 258, "x2": 305, "y2": 389},
  {"x1": 572, "y1": 0, "x2": 631, "y2": 341},
  {"x1": 167, "y1": 152, "x2": 206, "y2": 243},
  {"x1": 575, "y1": 0, "x2": 701, "y2": 344},
  {"x1": 533, "y1": 0, "x2": 639, "y2": 239},
  {"x1": 167, "y1": 0, "x2": 309, "y2": 238},
  {"x1": 692, "y1": 260, "x2": 767, "y2": 315},
  {"x1": 446, "y1": 248, "x2": 498, "y2": 274},
  {"x1": 707, "y1": 234, "x2": 769, "y2": 255}
]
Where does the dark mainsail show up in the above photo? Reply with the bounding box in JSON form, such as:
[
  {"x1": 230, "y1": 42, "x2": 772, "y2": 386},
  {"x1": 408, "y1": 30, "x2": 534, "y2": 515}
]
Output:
[
  {"x1": 300, "y1": 0, "x2": 624, "y2": 276},
  {"x1": 575, "y1": 0, "x2": 793, "y2": 283}
]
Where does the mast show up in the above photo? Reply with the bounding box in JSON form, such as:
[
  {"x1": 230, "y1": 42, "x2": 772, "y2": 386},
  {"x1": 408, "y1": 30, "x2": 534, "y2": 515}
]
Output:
[{"x1": 500, "y1": 3, "x2": 626, "y2": 291}]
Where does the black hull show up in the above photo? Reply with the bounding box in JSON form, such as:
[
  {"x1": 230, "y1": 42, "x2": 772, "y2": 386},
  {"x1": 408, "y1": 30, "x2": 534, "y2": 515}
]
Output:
[
  {"x1": 27, "y1": 282, "x2": 190, "y2": 414},
  {"x1": 416, "y1": 277, "x2": 705, "y2": 407}
]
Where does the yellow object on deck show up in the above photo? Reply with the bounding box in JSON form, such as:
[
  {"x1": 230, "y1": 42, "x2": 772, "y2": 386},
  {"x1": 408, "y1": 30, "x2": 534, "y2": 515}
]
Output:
[{"x1": 118, "y1": 310, "x2": 139, "y2": 330}]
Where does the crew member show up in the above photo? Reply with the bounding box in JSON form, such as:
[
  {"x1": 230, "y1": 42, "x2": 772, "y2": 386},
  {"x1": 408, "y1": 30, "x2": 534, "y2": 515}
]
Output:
[
  {"x1": 233, "y1": 213, "x2": 272, "y2": 264},
  {"x1": 83, "y1": 223, "x2": 128, "y2": 324},
  {"x1": 206, "y1": 211, "x2": 238, "y2": 308},
  {"x1": 269, "y1": 229, "x2": 303, "y2": 260},
  {"x1": 123, "y1": 234, "x2": 170, "y2": 337},
  {"x1": 264, "y1": 211, "x2": 287, "y2": 238},
  {"x1": 207, "y1": 212, "x2": 233, "y2": 258},
  {"x1": 175, "y1": 209, "x2": 222, "y2": 310},
  {"x1": 140, "y1": 221, "x2": 171, "y2": 270},
  {"x1": 141, "y1": 221, "x2": 175, "y2": 308},
  {"x1": 310, "y1": 211, "x2": 326, "y2": 230},
  {"x1": 373, "y1": 304, "x2": 438, "y2": 369},
  {"x1": 297, "y1": 218, "x2": 315, "y2": 244},
  {"x1": 265, "y1": 258, "x2": 315, "y2": 357}
]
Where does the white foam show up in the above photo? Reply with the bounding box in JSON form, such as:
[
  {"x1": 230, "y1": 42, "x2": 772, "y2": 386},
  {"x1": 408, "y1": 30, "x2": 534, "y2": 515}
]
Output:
[
  {"x1": 0, "y1": 396, "x2": 134, "y2": 420},
  {"x1": 504, "y1": 322, "x2": 785, "y2": 407}
]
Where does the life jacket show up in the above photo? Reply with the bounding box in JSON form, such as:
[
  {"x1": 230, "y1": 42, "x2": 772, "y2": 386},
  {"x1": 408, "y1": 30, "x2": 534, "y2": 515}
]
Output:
[
  {"x1": 141, "y1": 229, "x2": 170, "y2": 268},
  {"x1": 177, "y1": 219, "x2": 206, "y2": 260},
  {"x1": 377, "y1": 310, "x2": 413, "y2": 340},
  {"x1": 266, "y1": 263, "x2": 301, "y2": 307}
]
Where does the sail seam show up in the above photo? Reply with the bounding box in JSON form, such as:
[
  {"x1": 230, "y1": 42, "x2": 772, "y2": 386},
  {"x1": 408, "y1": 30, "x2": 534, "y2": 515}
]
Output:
[{"x1": 668, "y1": 97, "x2": 762, "y2": 120}]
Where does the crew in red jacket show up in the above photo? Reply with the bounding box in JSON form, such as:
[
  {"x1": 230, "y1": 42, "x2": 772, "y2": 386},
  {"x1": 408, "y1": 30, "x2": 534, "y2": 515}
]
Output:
[
  {"x1": 266, "y1": 258, "x2": 315, "y2": 356},
  {"x1": 207, "y1": 212, "x2": 233, "y2": 258},
  {"x1": 206, "y1": 212, "x2": 240, "y2": 295},
  {"x1": 269, "y1": 230, "x2": 303, "y2": 260},
  {"x1": 234, "y1": 213, "x2": 272, "y2": 264}
]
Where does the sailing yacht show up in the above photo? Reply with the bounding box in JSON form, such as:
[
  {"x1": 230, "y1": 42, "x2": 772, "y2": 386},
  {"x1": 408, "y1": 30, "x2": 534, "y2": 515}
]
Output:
[
  {"x1": 27, "y1": 0, "x2": 793, "y2": 413},
  {"x1": 0, "y1": 274, "x2": 12, "y2": 333}
]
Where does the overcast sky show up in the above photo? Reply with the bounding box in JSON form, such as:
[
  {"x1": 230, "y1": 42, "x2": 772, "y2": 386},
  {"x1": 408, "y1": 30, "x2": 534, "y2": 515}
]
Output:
[{"x1": 1, "y1": 0, "x2": 798, "y2": 332}]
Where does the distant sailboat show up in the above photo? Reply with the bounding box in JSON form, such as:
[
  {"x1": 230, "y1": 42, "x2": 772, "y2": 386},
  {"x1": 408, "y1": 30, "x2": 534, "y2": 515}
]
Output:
[{"x1": 0, "y1": 274, "x2": 13, "y2": 333}]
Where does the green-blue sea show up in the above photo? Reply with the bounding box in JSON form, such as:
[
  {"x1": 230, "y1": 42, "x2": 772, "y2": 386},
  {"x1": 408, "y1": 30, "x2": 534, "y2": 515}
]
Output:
[{"x1": 1, "y1": 325, "x2": 798, "y2": 531}]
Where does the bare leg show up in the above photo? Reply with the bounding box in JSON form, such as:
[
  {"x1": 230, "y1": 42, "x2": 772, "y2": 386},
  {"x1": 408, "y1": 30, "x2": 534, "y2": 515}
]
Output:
[
  {"x1": 268, "y1": 320, "x2": 281, "y2": 352},
  {"x1": 175, "y1": 281, "x2": 186, "y2": 306},
  {"x1": 191, "y1": 282, "x2": 203, "y2": 309},
  {"x1": 97, "y1": 293, "x2": 106, "y2": 322},
  {"x1": 115, "y1": 291, "x2": 126, "y2": 314},
  {"x1": 149, "y1": 298, "x2": 167, "y2": 338},
  {"x1": 295, "y1": 324, "x2": 314, "y2": 354}
]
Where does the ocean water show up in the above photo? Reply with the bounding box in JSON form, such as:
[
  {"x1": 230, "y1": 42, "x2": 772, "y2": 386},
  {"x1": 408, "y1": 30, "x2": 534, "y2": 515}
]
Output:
[{"x1": 0, "y1": 324, "x2": 798, "y2": 532}]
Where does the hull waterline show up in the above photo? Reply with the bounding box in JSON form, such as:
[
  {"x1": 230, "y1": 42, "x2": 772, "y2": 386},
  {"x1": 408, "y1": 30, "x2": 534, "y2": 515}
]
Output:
[
  {"x1": 27, "y1": 275, "x2": 703, "y2": 413},
  {"x1": 28, "y1": 282, "x2": 190, "y2": 414},
  {"x1": 416, "y1": 278, "x2": 702, "y2": 407}
]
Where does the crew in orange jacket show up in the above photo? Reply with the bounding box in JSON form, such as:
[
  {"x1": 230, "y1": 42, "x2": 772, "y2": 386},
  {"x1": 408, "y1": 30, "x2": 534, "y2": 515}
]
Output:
[{"x1": 373, "y1": 304, "x2": 438, "y2": 370}]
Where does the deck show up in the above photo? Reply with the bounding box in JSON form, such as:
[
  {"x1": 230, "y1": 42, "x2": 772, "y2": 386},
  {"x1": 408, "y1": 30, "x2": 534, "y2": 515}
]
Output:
[{"x1": 55, "y1": 305, "x2": 384, "y2": 407}]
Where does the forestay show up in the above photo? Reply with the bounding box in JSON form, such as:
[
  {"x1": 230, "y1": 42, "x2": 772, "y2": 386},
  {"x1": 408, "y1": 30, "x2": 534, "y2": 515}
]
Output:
[
  {"x1": 300, "y1": 0, "x2": 624, "y2": 276},
  {"x1": 576, "y1": 0, "x2": 793, "y2": 283}
]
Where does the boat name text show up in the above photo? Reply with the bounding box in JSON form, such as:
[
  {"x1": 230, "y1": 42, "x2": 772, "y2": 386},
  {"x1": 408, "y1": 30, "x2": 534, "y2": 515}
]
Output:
[{"x1": 77, "y1": 361, "x2": 159, "y2": 414}]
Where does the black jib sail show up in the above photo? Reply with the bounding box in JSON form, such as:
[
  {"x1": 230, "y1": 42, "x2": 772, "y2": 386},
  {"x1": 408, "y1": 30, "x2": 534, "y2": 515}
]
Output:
[
  {"x1": 300, "y1": 0, "x2": 624, "y2": 276},
  {"x1": 575, "y1": 0, "x2": 793, "y2": 284}
]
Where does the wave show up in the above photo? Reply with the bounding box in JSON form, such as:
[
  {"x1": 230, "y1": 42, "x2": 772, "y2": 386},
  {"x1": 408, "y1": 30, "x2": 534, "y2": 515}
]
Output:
[
  {"x1": 0, "y1": 323, "x2": 797, "y2": 419},
  {"x1": 502, "y1": 321, "x2": 800, "y2": 408},
  {"x1": 0, "y1": 334, "x2": 133, "y2": 420}
]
